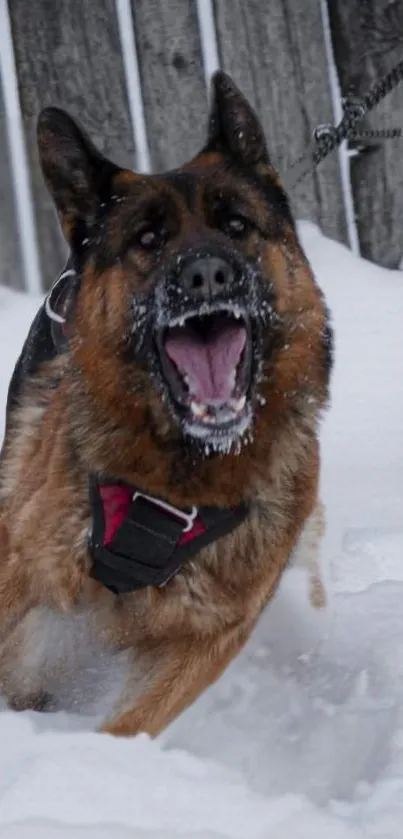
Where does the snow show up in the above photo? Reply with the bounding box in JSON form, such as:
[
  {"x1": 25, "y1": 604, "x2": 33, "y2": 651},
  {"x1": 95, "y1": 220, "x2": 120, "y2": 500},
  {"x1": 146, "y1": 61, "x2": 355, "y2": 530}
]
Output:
[{"x1": 0, "y1": 221, "x2": 403, "y2": 837}]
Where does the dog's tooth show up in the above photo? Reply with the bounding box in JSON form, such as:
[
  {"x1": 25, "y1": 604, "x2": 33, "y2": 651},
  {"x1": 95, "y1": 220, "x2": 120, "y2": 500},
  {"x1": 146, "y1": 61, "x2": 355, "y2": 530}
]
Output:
[
  {"x1": 234, "y1": 306, "x2": 242, "y2": 319},
  {"x1": 190, "y1": 400, "x2": 207, "y2": 418},
  {"x1": 234, "y1": 395, "x2": 246, "y2": 412}
]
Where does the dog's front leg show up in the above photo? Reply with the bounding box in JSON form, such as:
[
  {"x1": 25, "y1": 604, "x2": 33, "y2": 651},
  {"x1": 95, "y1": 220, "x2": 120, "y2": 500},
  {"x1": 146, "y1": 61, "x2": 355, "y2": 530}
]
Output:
[
  {"x1": 101, "y1": 628, "x2": 249, "y2": 738},
  {"x1": 0, "y1": 519, "x2": 34, "y2": 636},
  {"x1": 0, "y1": 514, "x2": 86, "y2": 638}
]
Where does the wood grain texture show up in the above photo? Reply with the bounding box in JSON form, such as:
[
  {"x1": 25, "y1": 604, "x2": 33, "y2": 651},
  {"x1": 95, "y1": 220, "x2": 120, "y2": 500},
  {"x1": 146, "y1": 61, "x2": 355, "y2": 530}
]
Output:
[
  {"x1": 9, "y1": 0, "x2": 136, "y2": 288},
  {"x1": 0, "y1": 77, "x2": 22, "y2": 290},
  {"x1": 213, "y1": 0, "x2": 347, "y2": 244},
  {"x1": 131, "y1": 0, "x2": 208, "y2": 170},
  {"x1": 329, "y1": 0, "x2": 403, "y2": 268}
]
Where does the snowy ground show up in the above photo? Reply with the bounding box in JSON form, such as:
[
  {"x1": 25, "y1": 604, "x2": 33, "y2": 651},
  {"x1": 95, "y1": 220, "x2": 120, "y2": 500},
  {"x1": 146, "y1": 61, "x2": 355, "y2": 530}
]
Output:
[{"x1": 0, "y1": 222, "x2": 402, "y2": 838}]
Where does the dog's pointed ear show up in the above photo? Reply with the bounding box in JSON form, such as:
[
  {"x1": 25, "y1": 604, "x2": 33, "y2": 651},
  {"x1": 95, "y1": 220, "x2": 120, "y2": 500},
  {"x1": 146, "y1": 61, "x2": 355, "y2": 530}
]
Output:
[
  {"x1": 206, "y1": 71, "x2": 269, "y2": 166},
  {"x1": 37, "y1": 107, "x2": 121, "y2": 242}
]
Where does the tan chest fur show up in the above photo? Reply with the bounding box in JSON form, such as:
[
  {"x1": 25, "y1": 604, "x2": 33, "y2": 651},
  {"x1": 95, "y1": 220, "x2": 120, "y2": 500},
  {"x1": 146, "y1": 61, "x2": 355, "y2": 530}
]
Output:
[{"x1": 0, "y1": 369, "x2": 318, "y2": 642}]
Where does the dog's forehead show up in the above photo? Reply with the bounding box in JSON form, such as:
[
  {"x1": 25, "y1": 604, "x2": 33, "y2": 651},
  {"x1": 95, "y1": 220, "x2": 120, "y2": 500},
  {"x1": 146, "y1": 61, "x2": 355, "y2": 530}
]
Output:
[
  {"x1": 105, "y1": 158, "x2": 291, "y2": 241},
  {"x1": 111, "y1": 158, "x2": 252, "y2": 210}
]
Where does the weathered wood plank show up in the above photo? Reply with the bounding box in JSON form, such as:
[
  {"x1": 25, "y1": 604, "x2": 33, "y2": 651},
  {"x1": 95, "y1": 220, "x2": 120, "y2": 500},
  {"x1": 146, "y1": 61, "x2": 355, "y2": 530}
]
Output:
[
  {"x1": 329, "y1": 0, "x2": 403, "y2": 268},
  {"x1": 132, "y1": 0, "x2": 208, "y2": 170},
  {"x1": 0, "y1": 76, "x2": 23, "y2": 290},
  {"x1": 9, "y1": 0, "x2": 136, "y2": 288},
  {"x1": 214, "y1": 0, "x2": 347, "y2": 244}
]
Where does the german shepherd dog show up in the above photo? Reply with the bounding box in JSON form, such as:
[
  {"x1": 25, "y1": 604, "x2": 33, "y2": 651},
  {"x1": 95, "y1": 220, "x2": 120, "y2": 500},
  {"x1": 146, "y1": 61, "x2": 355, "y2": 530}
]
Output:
[{"x1": 0, "y1": 72, "x2": 331, "y2": 736}]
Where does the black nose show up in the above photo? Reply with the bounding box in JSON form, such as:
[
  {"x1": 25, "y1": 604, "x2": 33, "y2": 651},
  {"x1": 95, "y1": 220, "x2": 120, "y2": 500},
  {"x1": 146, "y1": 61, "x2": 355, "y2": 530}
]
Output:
[{"x1": 178, "y1": 257, "x2": 234, "y2": 299}]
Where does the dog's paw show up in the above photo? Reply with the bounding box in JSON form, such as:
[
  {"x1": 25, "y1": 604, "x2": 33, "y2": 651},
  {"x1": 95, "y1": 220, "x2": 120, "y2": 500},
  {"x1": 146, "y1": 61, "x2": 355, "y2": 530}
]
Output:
[{"x1": 7, "y1": 690, "x2": 54, "y2": 713}]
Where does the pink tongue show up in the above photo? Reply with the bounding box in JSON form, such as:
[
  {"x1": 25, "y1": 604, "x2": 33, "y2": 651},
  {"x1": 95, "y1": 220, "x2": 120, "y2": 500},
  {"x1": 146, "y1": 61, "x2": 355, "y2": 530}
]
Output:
[{"x1": 165, "y1": 319, "x2": 246, "y2": 401}]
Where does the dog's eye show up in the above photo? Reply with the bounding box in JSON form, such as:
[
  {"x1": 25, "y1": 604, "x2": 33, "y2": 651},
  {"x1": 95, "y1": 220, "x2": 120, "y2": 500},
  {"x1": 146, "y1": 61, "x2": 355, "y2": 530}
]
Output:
[
  {"x1": 222, "y1": 215, "x2": 250, "y2": 239},
  {"x1": 137, "y1": 224, "x2": 167, "y2": 251}
]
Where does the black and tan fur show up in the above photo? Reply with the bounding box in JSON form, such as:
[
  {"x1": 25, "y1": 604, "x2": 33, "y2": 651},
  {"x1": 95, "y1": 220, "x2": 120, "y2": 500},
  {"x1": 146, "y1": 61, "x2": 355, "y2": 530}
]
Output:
[{"x1": 0, "y1": 72, "x2": 331, "y2": 735}]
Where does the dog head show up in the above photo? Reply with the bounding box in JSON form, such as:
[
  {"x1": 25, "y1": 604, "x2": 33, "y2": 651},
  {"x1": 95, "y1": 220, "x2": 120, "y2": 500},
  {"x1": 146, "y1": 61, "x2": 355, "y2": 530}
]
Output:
[{"x1": 37, "y1": 72, "x2": 331, "y2": 498}]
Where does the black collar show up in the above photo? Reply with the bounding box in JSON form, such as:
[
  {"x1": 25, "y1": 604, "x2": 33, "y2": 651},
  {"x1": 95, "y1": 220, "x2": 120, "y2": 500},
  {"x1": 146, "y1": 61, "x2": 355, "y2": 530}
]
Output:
[{"x1": 88, "y1": 475, "x2": 248, "y2": 594}]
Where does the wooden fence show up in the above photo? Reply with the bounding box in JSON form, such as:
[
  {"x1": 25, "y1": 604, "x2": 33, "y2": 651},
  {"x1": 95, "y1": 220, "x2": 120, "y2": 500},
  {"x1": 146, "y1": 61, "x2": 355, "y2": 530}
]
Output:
[{"x1": 1, "y1": 0, "x2": 403, "y2": 293}]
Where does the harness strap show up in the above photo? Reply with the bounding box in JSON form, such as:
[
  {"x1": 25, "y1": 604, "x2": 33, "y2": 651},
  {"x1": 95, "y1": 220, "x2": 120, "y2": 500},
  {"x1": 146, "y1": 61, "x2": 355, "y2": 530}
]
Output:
[{"x1": 89, "y1": 476, "x2": 248, "y2": 594}]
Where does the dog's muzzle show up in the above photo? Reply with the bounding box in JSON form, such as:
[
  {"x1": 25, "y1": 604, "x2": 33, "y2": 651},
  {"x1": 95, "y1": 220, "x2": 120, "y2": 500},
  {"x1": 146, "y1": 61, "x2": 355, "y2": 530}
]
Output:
[{"x1": 132, "y1": 248, "x2": 274, "y2": 452}]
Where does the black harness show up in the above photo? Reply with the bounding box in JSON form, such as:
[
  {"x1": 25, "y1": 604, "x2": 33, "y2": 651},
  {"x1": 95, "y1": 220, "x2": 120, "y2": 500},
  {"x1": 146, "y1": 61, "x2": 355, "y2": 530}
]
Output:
[{"x1": 89, "y1": 476, "x2": 248, "y2": 594}]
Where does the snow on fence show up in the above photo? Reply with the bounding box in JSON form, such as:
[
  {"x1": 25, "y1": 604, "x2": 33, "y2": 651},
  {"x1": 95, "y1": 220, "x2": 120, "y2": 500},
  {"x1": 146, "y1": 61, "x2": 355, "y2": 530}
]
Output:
[{"x1": 0, "y1": 0, "x2": 402, "y2": 293}]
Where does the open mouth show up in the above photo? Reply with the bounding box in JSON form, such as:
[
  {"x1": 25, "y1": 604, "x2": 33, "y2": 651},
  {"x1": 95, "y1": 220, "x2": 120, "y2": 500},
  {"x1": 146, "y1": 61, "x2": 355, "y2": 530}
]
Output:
[{"x1": 156, "y1": 304, "x2": 253, "y2": 441}]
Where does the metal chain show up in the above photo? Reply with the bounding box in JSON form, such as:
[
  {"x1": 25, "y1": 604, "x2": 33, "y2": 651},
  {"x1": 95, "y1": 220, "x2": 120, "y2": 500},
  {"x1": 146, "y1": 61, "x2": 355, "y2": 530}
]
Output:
[
  {"x1": 285, "y1": 58, "x2": 403, "y2": 190},
  {"x1": 348, "y1": 127, "x2": 401, "y2": 141}
]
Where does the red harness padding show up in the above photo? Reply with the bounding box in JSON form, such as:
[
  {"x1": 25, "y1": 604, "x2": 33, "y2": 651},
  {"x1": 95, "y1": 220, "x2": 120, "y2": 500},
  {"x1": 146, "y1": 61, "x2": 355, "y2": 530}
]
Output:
[
  {"x1": 89, "y1": 477, "x2": 249, "y2": 594},
  {"x1": 100, "y1": 483, "x2": 207, "y2": 548}
]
